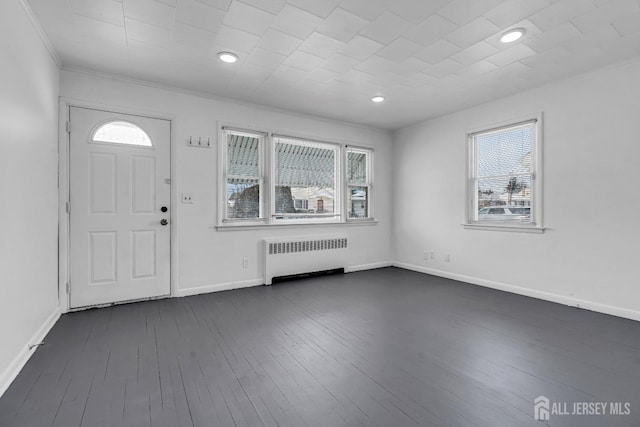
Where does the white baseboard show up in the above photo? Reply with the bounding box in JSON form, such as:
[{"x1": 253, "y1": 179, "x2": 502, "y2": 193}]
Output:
[
  {"x1": 0, "y1": 306, "x2": 61, "y2": 398},
  {"x1": 393, "y1": 262, "x2": 640, "y2": 323},
  {"x1": 177, "y1": 262, "x2": 393, "y2": 297},
  {"x1": 345, "y1": 261, "x2": 393, "y2": 273},
  {"x1": 177, "y1": 279, "x2": 264, "y2": 297}
]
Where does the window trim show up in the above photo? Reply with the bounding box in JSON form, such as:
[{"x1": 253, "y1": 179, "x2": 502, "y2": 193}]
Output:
[
  {"x1": 270, "y1": 135, "x2": 342, "y2": 225},
  {"x1": 345, "y1": 145, "x2": 374, "y2": 222},
  {"x1": 219, "y1": 127, "x2": 268, "y2": 225},
  {"x1": 217, "y1": 125, "x2": 376, "y2": 228},
  {"x1": 463, "y1": 113, "x2": 544, "y2": 233},
  {"x1": 89, "y1": 119, "x2": 154, "y2": 148}
]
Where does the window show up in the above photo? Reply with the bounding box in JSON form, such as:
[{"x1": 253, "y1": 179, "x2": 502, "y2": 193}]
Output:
[
  {"x1": 223, "y1": 129, "x2": 264, "y2": 221},
  {"x1": 272, "y1": 136, "x2": 339, "y2": 222},
  {"x1": 92, "y1": 121, "x2": 152, "y2": 147},
  {"x1": 346, "y1": 147, "x2": 372, "y2": 220},
  {"x1": 467, "y1": 117, "x2": 542, "y2": 230},
  {"x1": 218, "y1": 128, "x2": 375, "y2": 227}
]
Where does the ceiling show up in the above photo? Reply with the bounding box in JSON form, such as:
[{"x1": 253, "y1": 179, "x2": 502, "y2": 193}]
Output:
[{"x1": 25, "y1": 0, "x2": 640, "y2": 130}]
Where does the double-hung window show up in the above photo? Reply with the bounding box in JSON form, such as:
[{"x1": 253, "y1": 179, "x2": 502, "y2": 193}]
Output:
[
  {"x1": 272, "y1": 136, "x2": 340, "y2": 222},
  {"x1": 346, "y1": 147, "x2": 372, "y2": 220},
  {"x1": 222, "y1": 129, "x2": 264, "y2": 222},
  {"x1": 466, "y1": 116, "x2": 542, "y2": 231},
  {"x1": 219, "y1": 128, "x2": 374, "y2": 227}
]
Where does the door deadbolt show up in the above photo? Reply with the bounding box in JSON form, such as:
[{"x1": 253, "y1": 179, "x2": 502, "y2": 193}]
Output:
[{"x1": 161, "y1": 206, "x2": 168, "y2": 213}]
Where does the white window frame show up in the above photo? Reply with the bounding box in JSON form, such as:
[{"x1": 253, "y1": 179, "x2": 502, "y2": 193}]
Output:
[
  {"x1": 217, "y1": 126, "x2": 376, "y2": 229},
  {"x1": 271, "y1": 135, "x2": 342, "y2": 224},
  {"x1": 219, "y1": 127, "x2": 267, "y2": 225},
  {"x1": 345, "y1": 146, "x2": 374, "y2": 222},
  {"x1": 464, "y1": 113, "x2": 544, "y2": 233}
]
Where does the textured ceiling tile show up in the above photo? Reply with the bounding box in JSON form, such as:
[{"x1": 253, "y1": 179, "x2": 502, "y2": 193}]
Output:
[
  {"x1": 125, "y1": 17, "x2": 172, "y2": 47},
  {"x1": 339, "y1": 35, "x2": 384, "y2": 61},
  {"x1": 270, "y1": 4, "x2": 322, "y2": 39},
  {"x1": 387, "y1": 57, "x2": 429, "y2": 76},
  {"x1": 320, "y1": 53, "x2": 362, "y2": 73},
  {"x1": 401, "y1": 72, "x2": 437, "y2": 88},
  {"x1": 339, "y1": 0, "x2": 389, "y2": 21},
  {"x1": 298, "y1": 32, "x2": 345, "y2": 59},
  {"x1": 562, "y1": 24, "x2": 620, "y2": 52},
  {"x1": 414, "y1": 39, "x2": 461, "y2": 64},
  {"x1": 283, "y1": 50, "x2": 325, "y2": 71},
  {"x1": 334, "y1": 69, "x2": 376, "y2": 85},
  {"x1": 446, "y1": 17, "x2": 500, "y2": 48},
  {"x1": 245, "y1": 47, "x2": 288, "y2": 70},
  {"x1": 305, "y1": 67, "x2": 339, "y2": 83},
  {"x1": 450, "y1": 41, "x2": 499, "y2": 65},
  {"x1": 404, "y1": 14, "x2": 459, "y2": 47},
  {"x1": 173, "y1": 21, "x2": 217, "y2": 49},
  {"x1": 360, "y1": 11, "x2": 413, "y2": 45},
  {"x1": 613, "y1": 10, "x2": 640, "y2": 36},
  {"x1": 70, "y1": 0, "x2": 124, "y2": 26},
  {"x1": 523, "y1": 22, "x2": 581, "y2": 52},
  {"x1": 223, "y1": 1, "x2": 276, "y2": 36},
  {"x1": 437, "y1": 0, "x2": 504, "y2": 26},
  {"x1": 257, "y1": 28, "x2": 303, "y2": 56},
  {"x1": 354, "y1": 55, "x2": 397, "y2": 75},
  {"x1": 485, "y1": 43, "x2": 536, "y2": 67},
  {"x1": 212, "y1": 25, "x2": 261, "y2": 53},
  {"x1": 424, "y1": 58, "x2": 465, "y2": 78},
  {"x1": 237, "y1": 0, "x2": 286, "y2": 14},
  {"x1": 484, "y1": 0, "x2": 551, "y2": 28},
  {"x1": 176, "y1": 0, "x2": 225, "y2": 33},
  {"x1": 194, "y1": 0, "x2": 231, "y2": 10},
  {"x1": 316, "y1": 7, "x2": 370, "y2": 43},
  {"x1": 74, "y1": 14, "x2": 127, "y2": 45},
  {"x1": 455, "y1": 60, "x2": 498, "y2": 77},
  {"x1": 528, "y1": 0, "x2": 596, "y2": 31},
  {"x1": 270, "y1": 64, "x2": 308, "y2": 83},
  {"x1": 390, "y1": 0, "x2": 450, "y2": 24},
  {"x1": 155, "y1": 0, "x2": 177, "y2": 6},
  {"x1": 375, "y1": 37, "x2": 423, "y2": 62},
  {"x1": 124, "y1": 0, "x2": 175, "y2": 29},
  {"x1": 286, "y1": 0, "x2": 340, "y2": 18}
]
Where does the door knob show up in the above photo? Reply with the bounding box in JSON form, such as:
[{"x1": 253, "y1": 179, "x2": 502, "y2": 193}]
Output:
[{"x1": 160, "y1": 219, "x2": 168, "y2": 226}]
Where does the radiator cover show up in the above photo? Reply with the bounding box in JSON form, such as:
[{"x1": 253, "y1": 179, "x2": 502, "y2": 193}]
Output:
[{"x1": 263, "y1": 235, "x2": 348, "y2": 285}]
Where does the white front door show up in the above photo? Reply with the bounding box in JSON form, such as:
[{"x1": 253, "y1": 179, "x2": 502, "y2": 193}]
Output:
[{"x1": 69, "y1": 107, "x2": 171, "y2": 308}]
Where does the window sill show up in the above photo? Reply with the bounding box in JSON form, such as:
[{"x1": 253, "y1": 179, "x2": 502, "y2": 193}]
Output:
[
  {"x1": 216, "y1": 220, "x2": 378, "y2": 231},
  {"x1": 462, "y1": 223, "x2": 545, "y2": 234}
]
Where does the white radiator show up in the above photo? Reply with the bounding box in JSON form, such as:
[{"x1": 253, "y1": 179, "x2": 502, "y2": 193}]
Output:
[{"x1": 263, "y1": 235, "x2": 348, "y2": 285}]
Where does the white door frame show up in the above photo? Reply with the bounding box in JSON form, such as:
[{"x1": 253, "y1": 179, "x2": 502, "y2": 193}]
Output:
[{"x1": 58, "y1": 98, "x2": 180, "y2": 313}]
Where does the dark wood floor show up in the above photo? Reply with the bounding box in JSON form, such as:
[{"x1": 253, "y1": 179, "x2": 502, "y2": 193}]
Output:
[{"x1": 1, "y1": 267, "x2": 639, "y2": 427}]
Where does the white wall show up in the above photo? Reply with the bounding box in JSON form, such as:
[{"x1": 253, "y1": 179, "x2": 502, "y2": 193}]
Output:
[
  {"x1": 393, "y1": 58, "x2": 640, "y2": 320},
  {"x1": 0, "y1": 0, "x2": 60, "y2": 394},
  {"x1": 60, "y1": 70, "x2": 393, "y2": 296}
]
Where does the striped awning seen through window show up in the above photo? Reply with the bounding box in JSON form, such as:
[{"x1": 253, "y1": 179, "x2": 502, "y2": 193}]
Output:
[
  {"x1": 275, "y1": 138, "x2": 336, "y2": 187},
  {"x1": 227, "y1": 134, "x2": 260, "y2": 177},
  {"x1": 347, "y1": 151, "x2": 367, "y2": 184}
]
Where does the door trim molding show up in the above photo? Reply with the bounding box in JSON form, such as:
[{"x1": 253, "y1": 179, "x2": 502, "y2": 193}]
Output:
[{"x1": 58, "y1": 98, "x2": 178, "y2": 313}]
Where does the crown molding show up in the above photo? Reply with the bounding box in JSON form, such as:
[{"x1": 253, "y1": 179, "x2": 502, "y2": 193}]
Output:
[{"x1": 19, "y1": 0, "x2": 62, "y2": 68}]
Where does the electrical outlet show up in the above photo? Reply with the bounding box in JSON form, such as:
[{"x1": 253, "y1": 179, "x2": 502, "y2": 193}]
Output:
[
  {"x1": 182, "y1": 193, "x2": 193, "y2": 204},
  {"x1": 242, "y1": 257, "x2": 249, "y2": 268},
  {"x1": 430, "y1": 251, "x2": 435, "y2": 260},
  {"x1": 444, "y1": 253, "x2": 451, "y2": 263}
]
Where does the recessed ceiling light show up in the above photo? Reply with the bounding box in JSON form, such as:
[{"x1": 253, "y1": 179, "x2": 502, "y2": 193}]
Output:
[
  {"x1": 371, "y1": 96, "x2": 385, "y2": 103},
  {"x1": 218, "y1": 52, "x2": 238, "y2": 63},
  {"x1": 500, "y1": 28, "x2": 525, "y2": 43}
]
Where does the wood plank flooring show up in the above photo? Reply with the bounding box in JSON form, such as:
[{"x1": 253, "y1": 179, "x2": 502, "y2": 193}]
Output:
[{"x1": 1, "y1": 267, "x2": 639, "y2": 426}]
